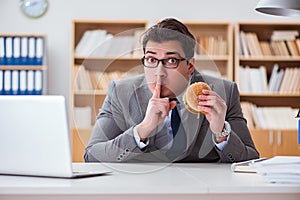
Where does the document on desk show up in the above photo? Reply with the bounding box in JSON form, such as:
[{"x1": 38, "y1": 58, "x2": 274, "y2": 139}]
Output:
[
  {"x1": 231, "y1": 157, "x2": 267, "y2": 173},
  {"x1": 252, "y1": 156, "x2": 300, "y2": 184}
]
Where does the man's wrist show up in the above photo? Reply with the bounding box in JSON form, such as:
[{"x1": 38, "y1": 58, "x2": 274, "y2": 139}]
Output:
[
  {"x1": 214, "y1": 121, "x2": 231, "y2": 140},
  {"x1": 133, "y1": 126, "x2": 149, "y2": 148}
]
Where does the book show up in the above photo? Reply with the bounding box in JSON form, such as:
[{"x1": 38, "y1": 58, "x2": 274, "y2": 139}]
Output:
[
  {"x1": 239, "y1": 31, "x2": 249, "y2": 56},
  {"x1": 231, "y1": 157, "x2": 267, "y2": 173},
  {"x1": 253, "y1": 156, "x2": 300, "y2": 184},
  {"x1": 271, "y1": 30, "x2": 299, "y2": 41}
]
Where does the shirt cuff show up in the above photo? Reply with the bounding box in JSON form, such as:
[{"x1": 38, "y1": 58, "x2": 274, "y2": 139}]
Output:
[
  {"x1": 133, "y1": 126, "x2": 149, "y2": 149},
  {"x1": 212, "y1": 133, "x2": 230, "y2": 151}
]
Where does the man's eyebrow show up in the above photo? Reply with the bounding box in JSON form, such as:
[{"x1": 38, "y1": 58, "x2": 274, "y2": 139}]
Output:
[
  {"x1": 145, "y1": 50, "x2": 156, "y2": 54},
  {"x1": 166, "y1": 51, "x2": 181, "y2": 56},
  {"x1": 145, "y1": 51, "x2": 182, "y2": 57}
]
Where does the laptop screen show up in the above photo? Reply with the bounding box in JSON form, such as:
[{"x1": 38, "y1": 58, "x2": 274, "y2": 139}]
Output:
[{"x1": 0, "y1": 95, "x2": 74, "y2": 177}]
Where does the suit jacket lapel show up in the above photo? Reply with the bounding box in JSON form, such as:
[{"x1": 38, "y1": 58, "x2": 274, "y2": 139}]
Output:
[
  {"x1": 177, "y1": 92, "x2": 204, "y2": 155},
  {"x1": 176, "y1": 70, "x2": 216, "y2": 159}
]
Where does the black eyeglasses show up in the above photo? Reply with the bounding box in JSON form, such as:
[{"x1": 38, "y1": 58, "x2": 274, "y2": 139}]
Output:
[{"x1": 141, "y1": 56, "x2": 188, "y2": 69}]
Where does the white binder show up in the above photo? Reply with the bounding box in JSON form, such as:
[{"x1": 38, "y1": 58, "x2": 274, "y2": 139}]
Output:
[
  {"x1": 0, "y1": 37, "x2": 5, "y2": 64},
  {"x1": 21, "y1": 37, "x2": 28, "y2": 65},
  {"x1": 5, "y1": 37, "x2": 13, "y2": 65},
  {"x1": 4, "y1": 70, "x2": 11, "y2": 94},
  {"x1": 27, "y1": 70, "x2": 34, "y2": 94},
  {"x1": 36, "y1": 37, "x2": 43, "y2": 65},
  {"x1": 19, "y1": 70, "x2": 27, "y2": 94},
  {"x1": 13, "y1": 37, "x2": 21, "y2": 65},
  {"x1": 28, "y1": 37, "x2": 36, "y2": 65},
  {"x1": 11, "y1": 70, "x2": 19, "y2": 94}
]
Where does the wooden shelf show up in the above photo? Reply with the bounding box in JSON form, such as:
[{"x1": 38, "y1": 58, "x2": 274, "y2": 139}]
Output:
[
  {"x1": 0, "y1": 65, "x2": 47, "y2": 70},
  {"x1": 71, "y1": 20, "x2": 148, "y2": 161},
  {"x1": 235, "y1": 22, "x2": 300, "y2": 158},
  {"x1": 240, "y1": 93, "x2": 300, "y2": 97},
  {"x1": 239, "y1": 56, "x2": 300, "y2": 61},
  {"x1": 71, "y1": 20, "x2": 300, "y2": 161},
  {"x1": 235, "y1": 21, "x2": 300, "y2": 101},
  {"x1": 74, "y1": 90, "x2": 107, "y2": 95},
  {"x1": 250, "y1": 129, "x2": 300, "y2": 158},
  {"x1": 185, "y1": 21, "x2": 233, "y2": 80},
  {"x1": 0, "y1": 34, "x2": 47, "y2": 95}
]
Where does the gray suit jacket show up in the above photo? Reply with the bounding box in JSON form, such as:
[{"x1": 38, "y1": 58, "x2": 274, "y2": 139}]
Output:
[{"x1": 84, "y1": 70, "x2": 259, "y2": 163}]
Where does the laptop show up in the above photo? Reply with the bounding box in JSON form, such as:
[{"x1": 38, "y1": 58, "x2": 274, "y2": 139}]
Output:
[{"x1": 0, "y1": 95, "x2": 110, "y2": 178}]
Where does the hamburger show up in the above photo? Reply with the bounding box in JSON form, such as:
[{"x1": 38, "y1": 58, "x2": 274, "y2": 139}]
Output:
[{"x1": 183, "y1": 82, "x2": 211, "y2": 115}]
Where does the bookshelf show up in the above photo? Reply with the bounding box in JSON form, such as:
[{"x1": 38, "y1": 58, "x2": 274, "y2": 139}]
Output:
[
  {"x1": 71, "y1": 20, "x2": 234, "y2": 161},
  {"x1": 0, "y1": 34, "x2": 46, "y2": 95},
  {"x1": 234, "y1": 22, "x2": 300, "y2": 158},
  {"x1": 71, "y1": 19, "x2": 147, "y2": 161},
  {"x1": 184, "y1": 21, "x2": 233, "y2": 80}
]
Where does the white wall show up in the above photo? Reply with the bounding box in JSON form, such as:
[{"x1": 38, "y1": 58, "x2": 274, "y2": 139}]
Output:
[{"x1": 0, "y1": 0, "x2": 299, "y2": 111}]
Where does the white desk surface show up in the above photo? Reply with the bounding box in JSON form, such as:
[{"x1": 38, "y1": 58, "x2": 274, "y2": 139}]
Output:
[{"x1": 0, "y1": 163, "x2": 299, "y2": 200}]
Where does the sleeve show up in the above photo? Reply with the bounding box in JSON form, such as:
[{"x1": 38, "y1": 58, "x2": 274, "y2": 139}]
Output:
[
  {"x1": 84, "y1": 81, "x2": 145, "y2": 162},
  {"x1": 133, "y1": 126, "x2": 149, "y2": 149},
  {"x1": 217, "y1": 82, "x2": 260, "y2": 163}
]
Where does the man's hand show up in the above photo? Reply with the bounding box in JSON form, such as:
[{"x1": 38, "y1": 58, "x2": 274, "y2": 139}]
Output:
[
  {"x1": 136, "y1": 76, "x2": 176, "y2": 140},
  {"x1": 197, "y1": 89, "x2": 227, "y2": 135}
]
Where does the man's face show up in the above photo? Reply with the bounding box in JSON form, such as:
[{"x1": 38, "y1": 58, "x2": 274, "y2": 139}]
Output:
[{"x1": 144, "y1": 40, "x2": 194, "y2": 98}]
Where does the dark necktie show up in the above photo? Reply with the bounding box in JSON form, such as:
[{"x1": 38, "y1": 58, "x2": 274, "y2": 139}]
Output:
[
  {"x1": 168, "y1": 99, "x2": 187, "y2": 159},
  {"x1": 171, "y1": 105, "x2": 180, "y2": 138}
]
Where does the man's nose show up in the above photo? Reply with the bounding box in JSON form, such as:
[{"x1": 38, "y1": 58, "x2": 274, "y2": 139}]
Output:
[{"x1": 155, "y1": 61, "x2": 167, "y2": 77}]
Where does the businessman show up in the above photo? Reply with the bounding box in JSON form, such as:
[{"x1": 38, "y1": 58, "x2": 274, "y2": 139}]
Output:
[{"x1": 84, "y1": 18, "x2": 259, "y2": 163}]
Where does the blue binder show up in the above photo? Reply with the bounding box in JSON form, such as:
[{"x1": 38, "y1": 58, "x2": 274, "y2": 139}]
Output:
[
  {"x1": 36, "y1": 37, "x2": 44, "y2": 65},
  {"x1": 0, "y1": 37, "x2": 5, "y2": 65},
  {"x1": 3, "y1": 70, "x2": 12, "y2": 95},
  {"x1": 21, "y1": 37, "x2": 29, "y2": 65},
  {"x1": 0, "y1": 70, "x2": 3, "y2": 95},
  {"x1": 34, "y1": 70, "x2": 43, "y2": 95},
  {"x1": 297, "y1": 110, "x2": 300, "y2": 144},
  {"x1": 299, "y1": 119, "x2": 300, "y2": 145},
  {"x1": 13, "y1": 37, "x2": 21, "y2": 65},
  {"x1": 11, "y1": 70, "x2": 19, "y2": 95},
  {"x1": 19, "y1": 70, "x2": 27, "y2": 95},
  {"x1": 5, "y1": 37, "x2": 13, "y2": 65},
  {"x1": 26, "y1": 70, "x2": 34, "y2": 95},
  {"x1": 28, "y1": 37, "x2": 36, "y2": 65}
]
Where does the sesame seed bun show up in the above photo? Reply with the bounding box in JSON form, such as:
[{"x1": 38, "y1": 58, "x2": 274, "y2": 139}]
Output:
[{"x1": 183, "y1": 82, "x2": 211, "y2": 114}]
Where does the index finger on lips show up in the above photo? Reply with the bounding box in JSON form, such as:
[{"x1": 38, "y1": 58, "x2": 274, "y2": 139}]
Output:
[{"x1": 153, "y1": 76, "x2": 161, "y2": 98}]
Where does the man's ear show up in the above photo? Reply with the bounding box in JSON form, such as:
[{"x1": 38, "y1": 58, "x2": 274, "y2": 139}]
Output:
[{"x1": 187, "y1": 58, "x2": 195, "y2": 74}]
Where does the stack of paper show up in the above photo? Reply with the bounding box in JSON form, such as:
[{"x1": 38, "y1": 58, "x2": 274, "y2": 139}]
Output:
[
  {"x1": 253, "y1": 156, "x2": 300, "y2": 184},
  {"x1": 231, "y1": 157, "x2": 267, "y2": 173}
]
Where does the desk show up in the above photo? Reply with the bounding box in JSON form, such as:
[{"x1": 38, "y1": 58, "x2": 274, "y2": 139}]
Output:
[{"x1": 0, "y1": 163, "x2": 299, "y2": 200}]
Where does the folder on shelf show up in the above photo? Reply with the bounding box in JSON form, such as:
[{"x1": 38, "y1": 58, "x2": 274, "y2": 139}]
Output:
[
  {"x1": 297, "y1": 110, "x2": 300, "y2": 145},
  {"x1": 11, "y1": 70, "x2": 19, "y2": 95},
  {"x1": 27, "y1": 70, "x2": 34, "y2": 95},
  {"x1": 3, "y1": 70, "x2": 11, "y2": 95},
  {"x1": 34, "y1": 70, "x2": 43, "y2": 94},
  {"x1": 19, "y1": 70, "x2": 27, "y2": 95},
  {"x1": 36, "y1": 37, "x2": 44, "y2": 65},
  {"x1": 28, "y1": 37, "x2": 36, "y2": 65},
  {"x1": 0, "y1": 37, "x2": 5, "y2": 65},
  {"x1": 21, "y1": 37, "x2": 28, "y2": 65},
  {"x1": 13, "y1": 37, "x2": 21, "y2": 65},
  {"x1": 0, "y1": 70, "x2": 3, "y2": 95},
  {"x1": 5, "y1": 37, "x2": 13, "y2": 65}
]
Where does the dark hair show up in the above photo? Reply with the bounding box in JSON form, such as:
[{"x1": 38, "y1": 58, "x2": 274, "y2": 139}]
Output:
[{"x1": 142, "y1": 18, "x2": 196, "y2": 59}]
